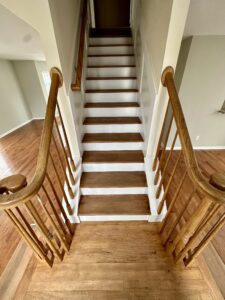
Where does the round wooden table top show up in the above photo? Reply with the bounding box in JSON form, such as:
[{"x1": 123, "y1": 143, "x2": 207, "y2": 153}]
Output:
[{"x1": 0, "y1": 174, "x2": 27, "y2": 194}]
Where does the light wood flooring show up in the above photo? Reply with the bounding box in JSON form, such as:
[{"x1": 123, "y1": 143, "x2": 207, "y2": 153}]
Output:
[{"x1": 0, "y1": 121, "x2": 225, "y2": 299}]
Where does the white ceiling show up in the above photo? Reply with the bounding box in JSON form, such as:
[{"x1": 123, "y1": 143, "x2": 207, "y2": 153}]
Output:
[
  {"x1": 184, "y1": 0, "x2": 225, "y2": 37},
  {"x1": 0, "y1": 4, "x2": 45, "y2": 61}
]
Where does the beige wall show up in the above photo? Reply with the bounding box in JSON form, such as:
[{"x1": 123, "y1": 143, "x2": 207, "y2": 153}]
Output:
[
  {"x1": 13, "y1": 60, "x2": 46, "y2": 119},
  {"x1": 175, "y1": 35, "x2": 225, "y2": 148},
  {"x1": 49, "y1": 0, "x2": 81, "y2": 93},
  {"x1": 0, "y1": 59, "x2": 31, "y2": 136}
]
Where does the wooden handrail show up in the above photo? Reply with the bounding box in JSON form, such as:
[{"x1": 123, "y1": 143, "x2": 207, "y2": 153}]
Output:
[
  {"x1": 0, "y1": 68, "x2": 62, "y2": 209},
  {"x1": 0, "y1": 67, "x2": 76, "y2": 266},
  {"x1": 161, "y1": 66, "x2": 225, "y2": 205},
  {"x1": 155, "y1": 66, "x2": 225, "y2": 266},
  {"x1": 71, "y1": 0, "x2": 88, "y2": 91}
]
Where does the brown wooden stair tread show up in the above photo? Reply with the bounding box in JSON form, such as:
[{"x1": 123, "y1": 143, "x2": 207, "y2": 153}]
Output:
[
  {"x1": 83, "y1": 117, "x2": 141, "y2": 125},
  {"x1": 80, "y1": 172, "x2": 147, "y2": 188},
  {"x1": 87, "y1": 65, "x2": 136, "y2": 68},
  {"x1": 86, "y1": 77, "x2": 137, "y2": 80},
  {"x1": 79, "y1": 195, "x2": 150, "y2": 215},
  {"x1": 89, "y1": 44, "x2": 133, "y2": 47},
  {"x1": 82, "y1": 151, "x2": 144, "y2": 163},
  {"x1": 82, "y1": 133, "x2": 143, "y2": 143},
  {"x1": 85, "y1": 89, "x2": 138, "y2": 93},
  {"x1": 85, "y1": 102, "x2": 139, "y2": 108},
  {"x1": 88, "y1": 54, "x2": 134, "y2": 57}
]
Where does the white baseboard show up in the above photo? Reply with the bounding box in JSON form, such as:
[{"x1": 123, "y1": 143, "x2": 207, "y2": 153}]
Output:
[
  {"x1": 166, "y1": 146, "x2": 225, "y2": 150},
  {"x1": 0, "y1": 118, "x2": 44, "y2": 139}
]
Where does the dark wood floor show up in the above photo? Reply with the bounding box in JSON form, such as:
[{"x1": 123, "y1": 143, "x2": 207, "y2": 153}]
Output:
[{"x1": 0, "y1": 120, "x2": 225, "y2": 298}]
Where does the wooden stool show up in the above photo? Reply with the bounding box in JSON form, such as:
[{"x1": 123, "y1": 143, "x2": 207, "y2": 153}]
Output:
[
  {"x1": 209, "y1": 172, "x2": 225, "y2": 191},
  {"x1": 0, "y1": 174, "x2": 27, "y2": 194}
]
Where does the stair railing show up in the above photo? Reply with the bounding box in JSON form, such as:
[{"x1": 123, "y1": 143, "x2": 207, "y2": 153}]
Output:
[
  {"x1": 0, "y1": 67, "x2": 76, "y2": 267},
  {"x1": 71, "y1": 0, "x2": 88, "y2": 91},
  {"x1": 154, "y1": 66, "x2": 225, "y2": 266}
]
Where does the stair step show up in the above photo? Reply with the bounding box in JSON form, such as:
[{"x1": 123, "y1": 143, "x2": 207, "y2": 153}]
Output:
[
  {"x1": 88, "y1": 55, "x2": 135, "y2": 66},
  {"x1": 84, "y1": 117, "x2": 141, "y2": 124},
  {"x1": 88, "y1": 54, "x2": 134, "y2": 57},
  {"x1": 86, "y1": 78, "x2": 137, "y2": 90},
  {"x1": 82, "y1": 133, "x2": 143, "y2": 143},
  {"x1": 86, "y1": 77, "x2": 137, "y2": 80},
  {"x1": 87, "y1": 66, "x2": 136, "y2": 78},
  {"x1": 80, "y1": 171, "x2": 147, "y2": 188},
  {"x1": 88, "y1": 65, "x2": 136, "y2": 68},
  {"x1": 89, "y1": 44, "x2": 133, "y2": 47},
  {"x1": 79, "y1": 194, "x2": 150, "y2": 216},
  {"x1": 89, "y1": 37, "x2": 132, "y2": 46},
  {"x1": 85, "y1": 102, "x2": 139, "y2": 108},
  {"x1": 86, "y1": 89, "x2": 138, "y2": 93},
  {"x1": 82, "y1": 151, "x2": 144, "y2": 163}
]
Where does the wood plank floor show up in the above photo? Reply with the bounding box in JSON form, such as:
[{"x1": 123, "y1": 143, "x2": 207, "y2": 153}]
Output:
[
  {"x1": 16, "y1": 222, "x2": 223, "y2": 299},
  {"x1": 0, "y1": 121, "x2": 225, "y2": 298}
]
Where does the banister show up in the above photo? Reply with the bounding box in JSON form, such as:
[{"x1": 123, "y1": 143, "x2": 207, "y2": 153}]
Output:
[
  {"x1": 71, "y1": 0, "x2": 88, "y2": 91},
  {"x1": 161, "y1": 66, "x2": 225, "y2": 205},
  {"x1": 0, "y1": 67, "x2": 63, "y2": 209}
]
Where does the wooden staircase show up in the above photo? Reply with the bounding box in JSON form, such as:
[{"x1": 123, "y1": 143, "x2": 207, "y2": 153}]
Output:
[{"x1": 79, "y1": 34, "x2": 150, "y2": 221}]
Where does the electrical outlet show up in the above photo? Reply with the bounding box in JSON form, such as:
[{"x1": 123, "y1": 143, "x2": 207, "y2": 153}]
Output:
[{"x1": 196, "y1": 135, "x2": 200, "y2": 141}]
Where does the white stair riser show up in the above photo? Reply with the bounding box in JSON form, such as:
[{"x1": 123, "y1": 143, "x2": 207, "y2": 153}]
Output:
[
  {"x1": 89, "y1": 46, "x2": 133, "y2": 55},
  {"x1": 88, "y1": 56, "x2": 135, "y2": 66},
  {"x1": 89, "y1": 37, "x2": 132, "y2": 45},
  {"x1": 83, "y1": 163, "x2": 145, "y2": 172},
  {"x1": 85, "y1": 107, "x2": 140, "y2": 117},
  {"x1": 87, "y1": 67, "x2": 136, "y2": 77},
  {"x1": 83, "y1": 142, "x2": 143, "y2": 151},
  {"x1": 86, "y1": 79, "x2": 137, "y2": 90},
  {"x1": 79, "y1": 215, "x2": 149, "y2": 221},
  {"x1": 81, "y1": 187, "x2": 148, "y2": 195},
  {"x1": 84, "y1": 124, "x2": 142, "y2": 133},
  {"x1": 85, "y1": 92, "x2": 138, "y2": 102}
]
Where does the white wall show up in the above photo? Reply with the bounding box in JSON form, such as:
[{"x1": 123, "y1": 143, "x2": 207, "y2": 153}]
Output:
[
  {"x1": 175, "y1": 35, "x2": 225, "y2": 148},
  {"x1": 48, "y1": 0, "x2": 81, "y2": 94},
  {"x1": 0, "y1": 59, "x2": 30, "y2": 136},
  {"x1": 13, "y1": 60, "x2": 46, "y2": 119}
]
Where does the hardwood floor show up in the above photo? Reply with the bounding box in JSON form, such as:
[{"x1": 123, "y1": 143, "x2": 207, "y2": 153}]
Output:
[
  {"x1": 10, "y1": 222, "x2": 222, "y2": 299},
  {"x1": 1, "y1": 121, "x2": 225, "y2": 298}
]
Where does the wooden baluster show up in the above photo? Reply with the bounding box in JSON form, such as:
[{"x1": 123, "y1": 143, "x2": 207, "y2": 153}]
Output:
[
  {"x1": 36, "y1": 194, "x2": 70, "y2": 252},
  {"x1": 160, "y1": 170, "x2": 187, "y2": 234},
  {"x1": 175, "y1": 203, "x2": 222, "y2": 263},
  {"x1": 52, "y1": 136, "x2": 74, "y2": 199},
  {"x1": 152, "y1": 103, "x2": 170, "y2": 171},
  {"x1": 184, "y1": 212, "x2": 225, "y2": 266},
  {"x1": 56, "y1": 102, "x2": 75, "y2": 172},
  {"x1": 164, "y1": 189, "x2": 196, "y2": 247},
  {"x1": 25, "y1": 200, "x2": 64, "y2": 261},
  {"x1": 54, "y1": 119, "x2": 75, "y2": 186},
  {"x1": 154, "y1": 116, "x2": 173, "y2": 185},
  {"x1": 157, "y1": 151, "x2": 182, "y2": 214},
  {"x1": 169, "y1": 197, "x2": 212, "y2": 257},
  {"x1": 15, "y1": 207, "x2": 47, "y2": 252},
  {"x1": 42, "y1": 184, "x2": 72, "y2": 245},
  {"x1": 49, "y1": 153, "x2": 73, "y2": 215},
  {"x1": 156, "y1": 131, "x2": 178, "y2": 199},
  {"x1": 45, "y1": 172, "x2": 74, "y2": 236},
  {"x1": 6, "y1": 208, "x2": 53, "y2": 267}
]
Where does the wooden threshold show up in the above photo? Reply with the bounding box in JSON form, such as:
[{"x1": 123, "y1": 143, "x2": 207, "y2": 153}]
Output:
[
  {"x1": 89, "y1": 44, "x2": 133, "y2": 47},
  {"x1": 86, "y1": 77, "x2": 137, "y2": 80},
  {"x1": 87, "y1": 65, "x2": 136, "y2": 68},
  {"x1": 88, "y1": 54, "x2": 134, "y2": 57}
]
